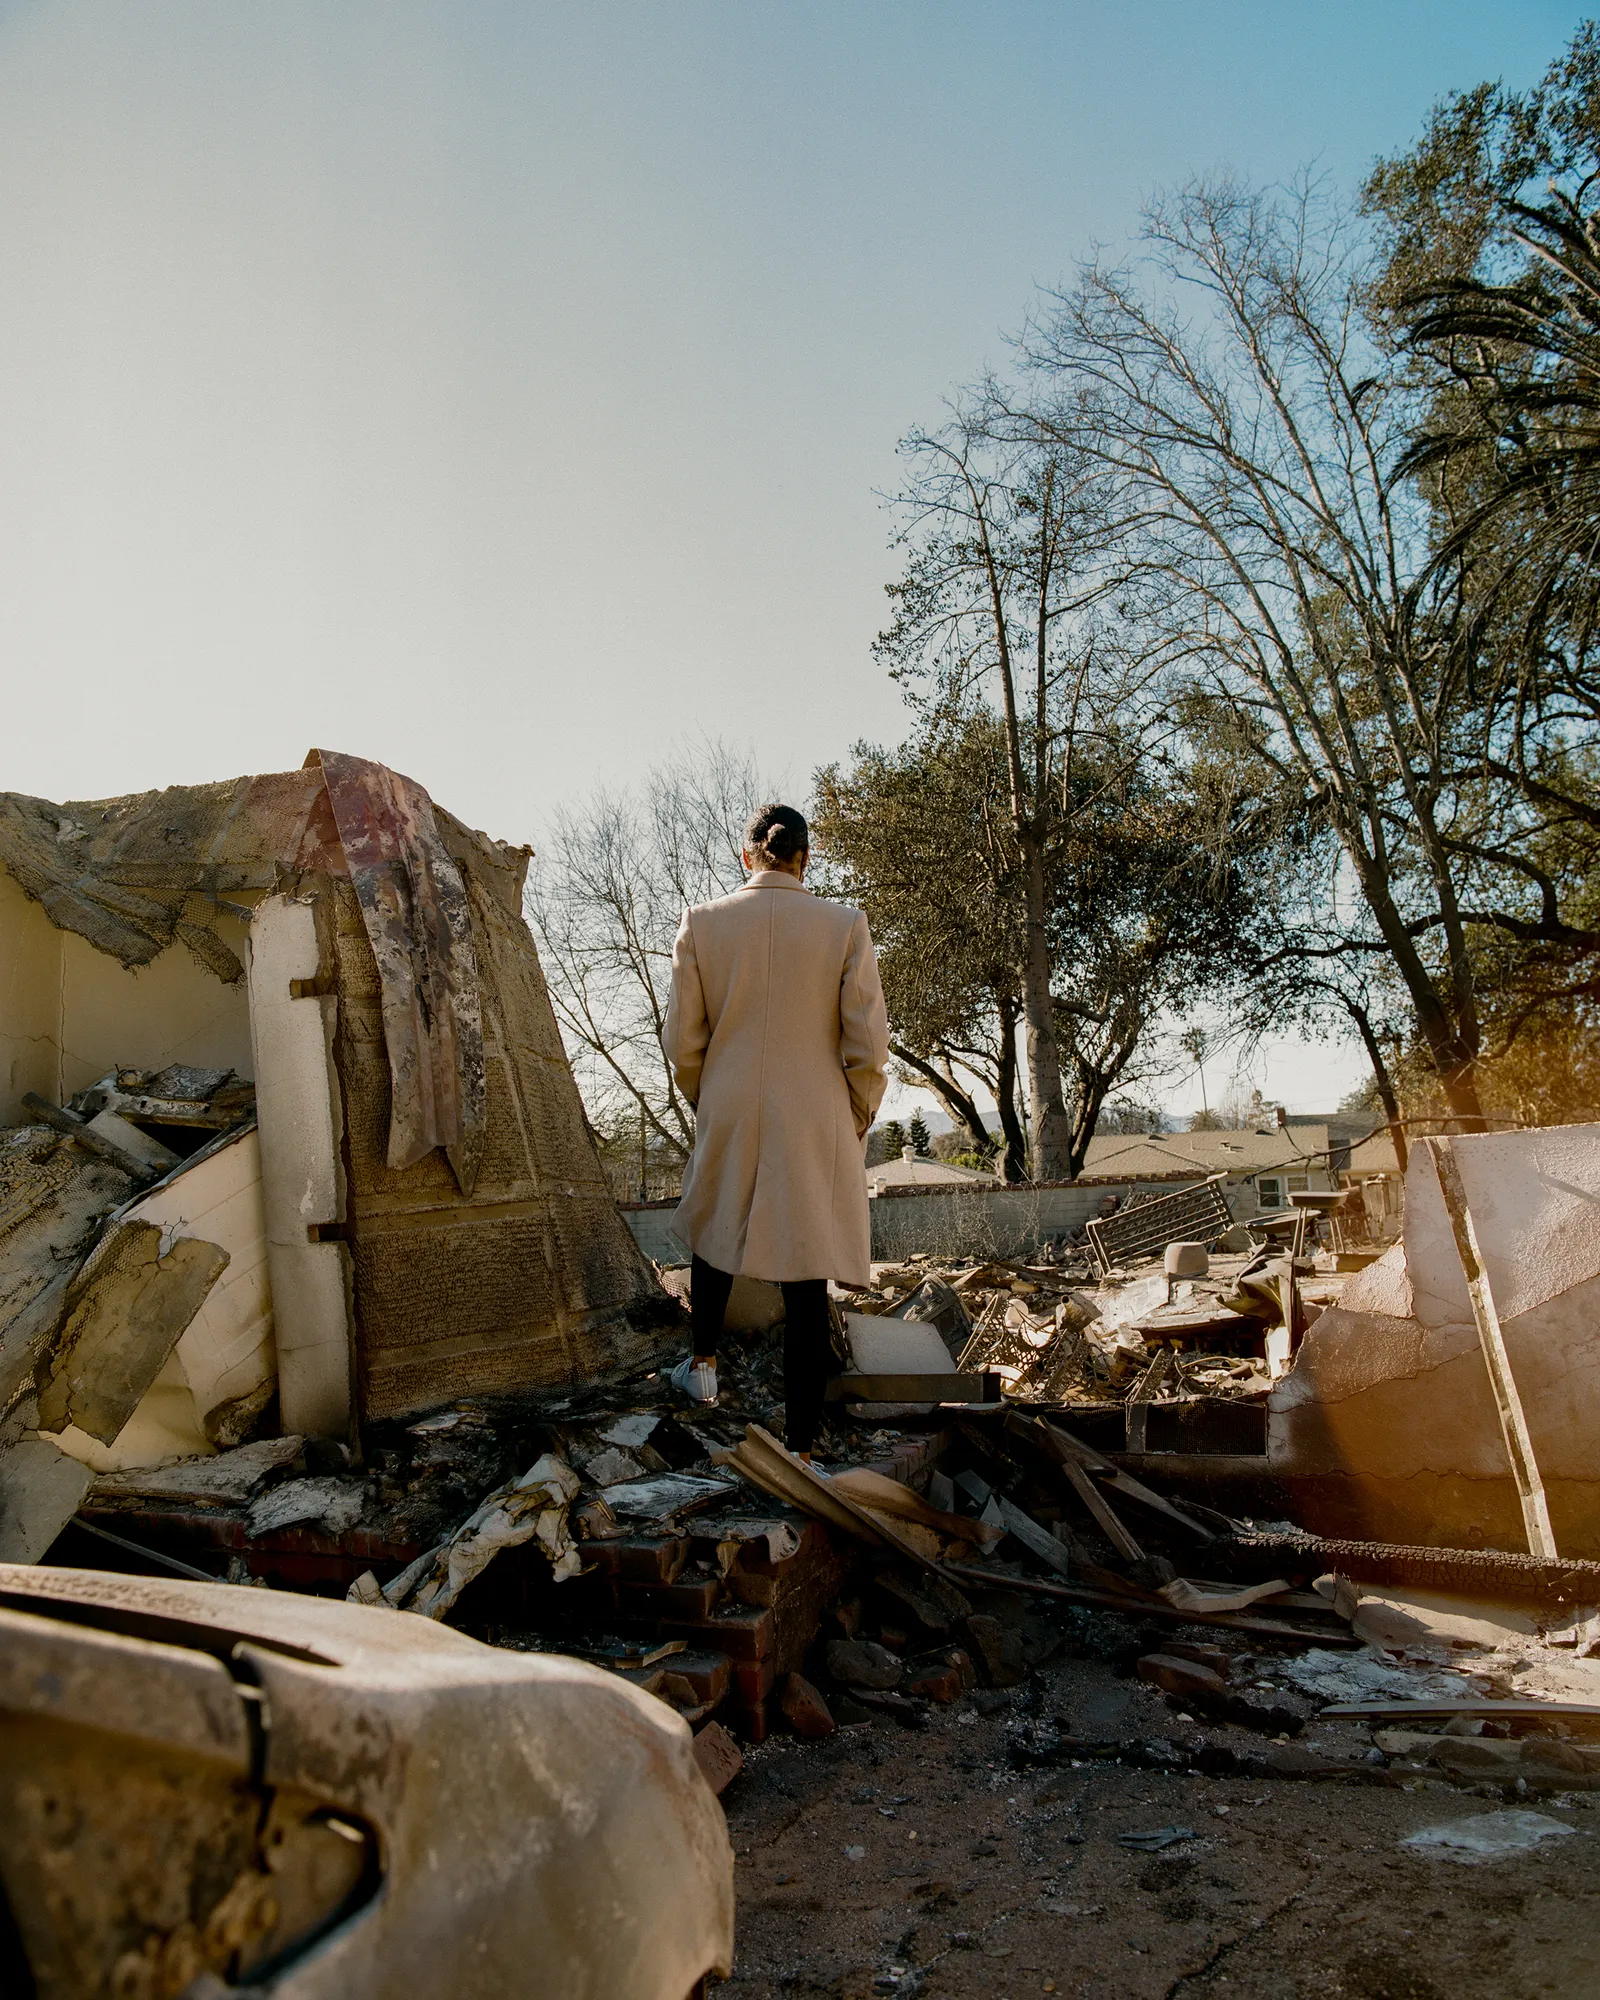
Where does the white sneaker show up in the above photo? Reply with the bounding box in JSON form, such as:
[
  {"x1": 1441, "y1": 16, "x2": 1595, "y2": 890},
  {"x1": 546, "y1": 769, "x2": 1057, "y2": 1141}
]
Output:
[{"x1": 669, "y1": 1356, "x2": 718, "y2": 1406}]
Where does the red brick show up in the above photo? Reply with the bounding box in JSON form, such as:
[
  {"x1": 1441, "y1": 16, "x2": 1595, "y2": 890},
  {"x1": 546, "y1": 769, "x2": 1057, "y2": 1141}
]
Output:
[
  {"x1": 663, "y1": 1649, "x2": 731, "y2": 1706},
  {"x1": 632, "y1": 1606, "x2": 775, "y2": 1662},
  {"x1": 692, "y1": 1720, "x2": 744, "y2": 1796},
  {"x1": 906, "y1": 1665, "x2": 963, "y2": 1704},
  {"x1": 581, "y1": 1535, "x2": 691, "y2": 1584},
  {"x1": 1137, "y1": 1652, "x2": 1226, "y2": 1700},
  {"x1": 778, "y1": 1672, "x2": 836, "y2": 1739},
  {"x1": 731, "y1": 1655, "x2": 779, "y2": 1705},
  {"x1": 724, "y1": 1698, "x2": 773, "y2": 1744},
  {"x1": 611, "y1": 1575, "x2": 722, "y2": 1620}
]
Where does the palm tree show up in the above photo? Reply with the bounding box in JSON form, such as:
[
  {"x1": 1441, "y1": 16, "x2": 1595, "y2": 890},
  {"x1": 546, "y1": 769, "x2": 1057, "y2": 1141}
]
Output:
[{"x1": 1397, "y1": 183, "x2": 1600, "y2": 654}]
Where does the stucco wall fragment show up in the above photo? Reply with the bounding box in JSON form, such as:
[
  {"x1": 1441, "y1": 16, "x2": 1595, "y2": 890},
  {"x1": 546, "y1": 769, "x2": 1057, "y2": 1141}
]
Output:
[
  {"x1": 246, "y1": 894, "x2": 354, "y2": 1441},
  {"x1": 1270, "y1": 1123, "x2": 1600, "y2": 1555}
]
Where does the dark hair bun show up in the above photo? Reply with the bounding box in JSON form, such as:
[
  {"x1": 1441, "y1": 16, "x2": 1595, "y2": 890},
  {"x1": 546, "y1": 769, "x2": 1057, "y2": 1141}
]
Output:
[{"x1": 745, "y1": 803, "x2": 809, "y2": 865}]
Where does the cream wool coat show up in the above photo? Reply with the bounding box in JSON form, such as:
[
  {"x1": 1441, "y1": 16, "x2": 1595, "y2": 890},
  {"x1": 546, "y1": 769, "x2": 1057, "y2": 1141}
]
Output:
[{"x1": 663, "y1": 871, "x2": 890, "y2": 1286}]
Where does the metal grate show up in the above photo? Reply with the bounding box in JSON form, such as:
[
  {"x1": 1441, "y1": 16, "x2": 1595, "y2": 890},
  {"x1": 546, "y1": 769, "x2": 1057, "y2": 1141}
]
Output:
[{"x1": 1085, "y1": 1174, "x2": 1233, "y2": 1276}]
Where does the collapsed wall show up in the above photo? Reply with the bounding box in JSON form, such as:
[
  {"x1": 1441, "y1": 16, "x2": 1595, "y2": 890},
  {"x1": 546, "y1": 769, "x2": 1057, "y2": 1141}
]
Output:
[
  {"x1": 0, "y1": 753, "x2": 674, "y2": 1514},
  {"x1": 1270, "y1": 1124, "x2": 1600, "y2": 1558}
]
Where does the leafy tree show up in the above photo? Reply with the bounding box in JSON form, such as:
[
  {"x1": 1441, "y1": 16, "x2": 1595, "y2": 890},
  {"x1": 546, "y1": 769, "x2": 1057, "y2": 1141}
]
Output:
[
  {"x1": 907, "y1": 1109, "x2": 932, "y2": 1155},
  {"x1": 1367, "y1": 25, "x2": 1600, "y2": 1110},
  {"x1": 814, "y1": 714, "x2": 1031, "y2": 1177},
  {"x1": 817, "y1": 696, "x2": 1264, "y2": 1180},
  {"x1": 872, "y1": 420, "x2": 1163, "y2": 1178},
  {"x1": 1095, "y1": 1098, "x2": 1165, "y2": 1133}
]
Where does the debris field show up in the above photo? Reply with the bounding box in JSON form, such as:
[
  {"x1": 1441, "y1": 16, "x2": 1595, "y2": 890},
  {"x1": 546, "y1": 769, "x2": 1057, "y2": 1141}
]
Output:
[{"x1": 5, "y1": 754, "x2": 1600, "y2": 1995}]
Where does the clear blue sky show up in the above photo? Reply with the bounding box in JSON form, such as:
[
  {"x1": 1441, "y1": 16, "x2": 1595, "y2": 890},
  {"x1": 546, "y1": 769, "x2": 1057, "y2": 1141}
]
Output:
[{"x1": 0, "y1": 0, "x2": 1581, "y2": 883}]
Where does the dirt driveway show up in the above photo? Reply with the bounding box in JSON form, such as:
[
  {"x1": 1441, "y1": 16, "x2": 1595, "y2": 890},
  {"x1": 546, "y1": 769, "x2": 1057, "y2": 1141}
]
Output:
[{"x1": 716, "y1": 1644, "x2": 1600, "y2": 1999}]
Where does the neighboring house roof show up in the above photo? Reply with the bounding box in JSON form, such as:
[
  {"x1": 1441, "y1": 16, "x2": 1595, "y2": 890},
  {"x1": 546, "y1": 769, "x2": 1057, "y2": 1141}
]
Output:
[
  {"x1": 1080, "y1": 1125, "x2": 1333, "y2": 1180},
  {"x1": 866, "y1": 1153, "x2": 996, "y2": 1194},
  {"x1": 1346, "y1": 1129, "x2": 1403, "y2": 1175},
  {"x1": 1072, "y1": 1139, "x2": 1206, "y2": 1180}
]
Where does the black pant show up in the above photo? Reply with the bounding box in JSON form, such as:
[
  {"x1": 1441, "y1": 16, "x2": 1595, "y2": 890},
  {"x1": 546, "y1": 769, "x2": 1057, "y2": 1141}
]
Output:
[{"x1": 690, "y1": 1254, "x2": 832, "y2": 1455}]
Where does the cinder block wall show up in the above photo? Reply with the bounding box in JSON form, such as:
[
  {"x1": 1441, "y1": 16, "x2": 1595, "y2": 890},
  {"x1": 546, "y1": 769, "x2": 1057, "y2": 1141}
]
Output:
[
  {"x1": 621, "y1": 1174, "x2": 1259, "y2": 1269},
  {"x1": 865, "y1": 1181, "x2": 1182, "y2": 1262}
]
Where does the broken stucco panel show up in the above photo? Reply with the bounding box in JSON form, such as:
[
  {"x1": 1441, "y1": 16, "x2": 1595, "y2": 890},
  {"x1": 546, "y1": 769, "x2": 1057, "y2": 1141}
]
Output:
[
  {"x1": 1270, "y1": 1122, "x2": 1600, "y2": 1556},
  {"x1": 53, "y1": 1124, "x2": 280, "y2": 1473},
  {"x1": 246, "y1": 894, "x2": 354, "y2": 1443},
  {"x1": 132, "y1": 1127, "x2": 275, "y2": 1433},
  {"x1": 36, "y1": 1222, "x2": 230, "y2": 1445},
  {"x1": 5, "y1": 758, "x2": 674, "y2": 1437},
  {"x1": 54, "y1": 922, "x2": 254, "y2": 1104},
  {"x1": 0, "y1": 1126, "x2": 136, "y2": 1414},
  {"x1": 1404, "y1": 1122, "x2": 1600, "y2": 1327},
  {"x1": 0, "y1": 867, "x2": 58, "y2": 1125},
  {"x1": 1336, "y1": 1240, "x2": 1413, "y2": 1319},
  {"x1": 50, "y1": 1346, "x2": 211, "y2": 1474}
]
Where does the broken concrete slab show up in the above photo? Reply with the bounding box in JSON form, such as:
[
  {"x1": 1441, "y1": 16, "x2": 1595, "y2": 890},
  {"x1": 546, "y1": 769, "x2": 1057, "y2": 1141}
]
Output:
[
  {"x1": 842, "y1": 1312, "x2": 953, "y2": 1375},
  {"x1": 87, "y1": 1434, "x2": 306, "y2": 1508},
  {"x1": 0, "y1": 1435, "x2": 94, "y2": 1561},
  {"x1": 1401, "y1": 1810, "x2": 1579, "y2": 1861},
  {"x1": 825, "y1": 1640, "x2": 904, "y2": 1690},
  {"x1": 35, "y1": 1222, "x2": 230, "y2": 1445}
]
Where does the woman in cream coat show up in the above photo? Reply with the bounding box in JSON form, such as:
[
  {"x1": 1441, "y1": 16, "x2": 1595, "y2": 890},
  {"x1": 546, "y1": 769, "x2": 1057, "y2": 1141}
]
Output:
[{"x1": 662, "y1": 803, "x2": 889, "y2": 1457}]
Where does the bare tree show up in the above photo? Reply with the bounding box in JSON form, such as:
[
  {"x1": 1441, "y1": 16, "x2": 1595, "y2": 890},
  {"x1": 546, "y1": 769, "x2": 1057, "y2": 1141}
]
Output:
[
  {"x1": 1005, "y1": 174, "x2": 1547, "y2": 1125},
  {"x1": 875, "y1": 420, "x2": 1184, "y2": 1177},
  {"x1": 526, "y1": 740, "x2": 781, "y2": 1170}
]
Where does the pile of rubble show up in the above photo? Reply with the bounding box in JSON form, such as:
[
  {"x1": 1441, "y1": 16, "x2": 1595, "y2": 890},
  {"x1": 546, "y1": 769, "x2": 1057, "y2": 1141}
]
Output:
[
  {"x1": 6, "y1": 750, "x2": 1600, "y2": 1817},
  {"x1": 54, "y1": 1266, "x2": 1600, "y2": 1802},
  {"x1": 841, "y1": 1242, "x2": 1321, "y2": 1403}
]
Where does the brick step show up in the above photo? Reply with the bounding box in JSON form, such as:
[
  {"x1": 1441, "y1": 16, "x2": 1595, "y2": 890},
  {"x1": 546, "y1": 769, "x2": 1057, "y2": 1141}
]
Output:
[
  {"x1": 611, "y1": 1603, "x2": 776, "y2": 1662},
  {"x1": 611, "y1": 1575, "x2": 723, "y2": 1621},
  {"x1": 723, "y1": 1697, "x2": 773, "y2": 1745},
  {"x1": 581, "y1": 1534, "x2": 692, "y2": 1585}
]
